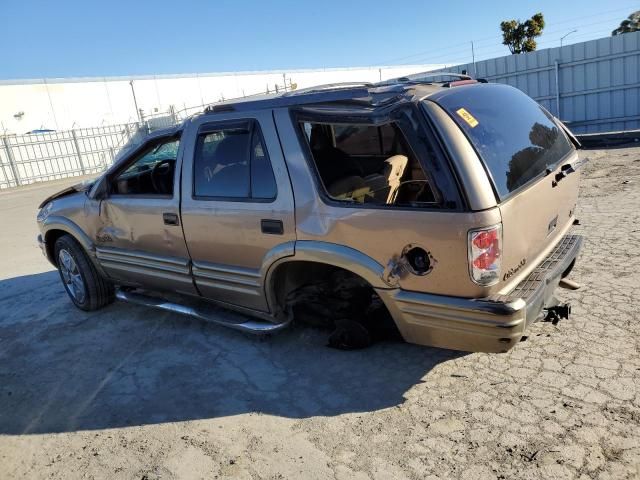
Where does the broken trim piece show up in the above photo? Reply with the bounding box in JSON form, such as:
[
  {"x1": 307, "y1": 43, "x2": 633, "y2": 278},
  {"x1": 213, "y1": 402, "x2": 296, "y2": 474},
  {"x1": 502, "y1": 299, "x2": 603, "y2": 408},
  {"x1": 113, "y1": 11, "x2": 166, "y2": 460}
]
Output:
[{"x1": 115, "y1": 289, "x2": 290, "y2": 334}]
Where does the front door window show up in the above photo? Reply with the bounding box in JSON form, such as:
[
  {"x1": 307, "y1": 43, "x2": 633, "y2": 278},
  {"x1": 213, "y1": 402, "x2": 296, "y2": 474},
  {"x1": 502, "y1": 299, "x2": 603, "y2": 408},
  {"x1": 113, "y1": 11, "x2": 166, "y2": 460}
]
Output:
[{"x1": 112, "y1": 138, "x2": 180, "y2": 195}]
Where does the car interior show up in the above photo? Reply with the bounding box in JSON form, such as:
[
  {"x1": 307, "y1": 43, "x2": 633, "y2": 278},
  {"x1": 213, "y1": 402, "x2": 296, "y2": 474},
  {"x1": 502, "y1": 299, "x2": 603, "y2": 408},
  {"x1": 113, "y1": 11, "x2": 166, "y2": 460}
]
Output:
[
  {"x1": 302, "y1": 122, "x2": 437, "y2": 206},
  {"x1": 112, "y1": 138, "x2": 179, "y2": 195},
  {"x1": 193, "y1": 129, "x2": 251, "y2": 198}
]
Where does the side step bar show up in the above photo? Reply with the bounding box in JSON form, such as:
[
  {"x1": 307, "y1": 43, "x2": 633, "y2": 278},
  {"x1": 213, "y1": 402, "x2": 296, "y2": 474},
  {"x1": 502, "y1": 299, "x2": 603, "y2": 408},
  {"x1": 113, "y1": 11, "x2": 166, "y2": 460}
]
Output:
[{"x1": 115, "y1": 290, "x2": 290, "y2": 335}]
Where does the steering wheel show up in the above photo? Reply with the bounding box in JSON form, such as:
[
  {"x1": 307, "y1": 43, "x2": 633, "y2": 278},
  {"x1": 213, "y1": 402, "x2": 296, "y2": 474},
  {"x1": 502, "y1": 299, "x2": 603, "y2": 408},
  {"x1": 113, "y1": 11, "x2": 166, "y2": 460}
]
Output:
[{"x1": 151, "y1": 159, "x2": 175, "y2": 194}]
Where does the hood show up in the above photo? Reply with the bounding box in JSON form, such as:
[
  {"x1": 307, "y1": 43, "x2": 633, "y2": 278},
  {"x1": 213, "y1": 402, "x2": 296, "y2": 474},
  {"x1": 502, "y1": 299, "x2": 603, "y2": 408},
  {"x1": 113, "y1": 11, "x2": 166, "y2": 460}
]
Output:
[{"x1": 38, "y1": 178, "x2": 96, "y2": 209}]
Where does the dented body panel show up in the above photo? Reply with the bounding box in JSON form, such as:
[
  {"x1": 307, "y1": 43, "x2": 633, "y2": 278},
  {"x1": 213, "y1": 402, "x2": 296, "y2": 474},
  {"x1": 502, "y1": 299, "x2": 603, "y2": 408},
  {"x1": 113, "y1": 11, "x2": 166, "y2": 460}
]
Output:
[{"x1": 37, "y1": 80, "x2": 584, "y2": 353}]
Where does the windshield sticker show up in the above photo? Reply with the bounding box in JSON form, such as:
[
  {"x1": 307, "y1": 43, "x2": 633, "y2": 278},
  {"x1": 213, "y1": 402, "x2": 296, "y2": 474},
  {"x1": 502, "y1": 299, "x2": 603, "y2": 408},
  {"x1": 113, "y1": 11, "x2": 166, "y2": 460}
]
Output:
[{"x1": 456, "y1": 108, "x2": 479, "y2": 128}]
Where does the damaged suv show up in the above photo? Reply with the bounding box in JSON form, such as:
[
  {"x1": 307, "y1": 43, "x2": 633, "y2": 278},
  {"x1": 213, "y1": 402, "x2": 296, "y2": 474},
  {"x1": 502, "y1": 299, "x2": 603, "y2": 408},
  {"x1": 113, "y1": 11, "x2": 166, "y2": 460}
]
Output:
[{"x1": 36, "y1": 75, "x2": 583, "y2": 352}]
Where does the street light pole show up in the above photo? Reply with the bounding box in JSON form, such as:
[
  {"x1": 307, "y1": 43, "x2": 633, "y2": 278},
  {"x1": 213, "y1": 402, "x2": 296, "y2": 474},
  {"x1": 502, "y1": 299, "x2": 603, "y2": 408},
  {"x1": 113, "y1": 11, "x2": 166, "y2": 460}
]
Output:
[
  {"x1": 560, "y1": 29, "x2": 577, "y2": 48},
  {"x1": 471, "y1": 41, "x2": 477, "y2": 77},
  {"x1": 129, "y1": 80, "x2": 141, "y2": 123}
]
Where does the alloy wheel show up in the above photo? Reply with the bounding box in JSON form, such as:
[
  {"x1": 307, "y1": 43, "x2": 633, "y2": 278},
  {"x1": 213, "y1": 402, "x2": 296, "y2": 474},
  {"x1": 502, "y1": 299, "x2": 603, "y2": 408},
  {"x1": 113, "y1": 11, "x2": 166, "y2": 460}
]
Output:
[{"x1": 58, "y1": 249, "x2": 86, "y2": 303}]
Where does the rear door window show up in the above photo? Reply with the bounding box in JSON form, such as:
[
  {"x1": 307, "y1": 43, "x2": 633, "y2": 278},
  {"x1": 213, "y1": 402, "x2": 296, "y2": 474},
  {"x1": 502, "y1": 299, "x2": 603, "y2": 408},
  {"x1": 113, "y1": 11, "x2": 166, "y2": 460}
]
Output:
[
  {"x1": 433, "y1": 84, "x2": 573, "y2": 199},
  {"x1": 193, "y1": 121, "x2": 277, "y2": 200}
]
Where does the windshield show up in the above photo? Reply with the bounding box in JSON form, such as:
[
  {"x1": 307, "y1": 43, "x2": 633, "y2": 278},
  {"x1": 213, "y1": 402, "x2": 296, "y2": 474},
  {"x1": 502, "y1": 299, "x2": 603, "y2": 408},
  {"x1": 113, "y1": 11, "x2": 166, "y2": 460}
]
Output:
[{"x1": 432, "y1": 83, "x2": 573, "y2": 199}]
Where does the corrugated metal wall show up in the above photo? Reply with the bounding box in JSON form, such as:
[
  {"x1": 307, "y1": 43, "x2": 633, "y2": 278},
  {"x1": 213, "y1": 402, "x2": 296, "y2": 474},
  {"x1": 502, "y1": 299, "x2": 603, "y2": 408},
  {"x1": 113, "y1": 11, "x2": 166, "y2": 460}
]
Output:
[{"x1": 421, "y1": 31, "x2": 640, "y2": 134}]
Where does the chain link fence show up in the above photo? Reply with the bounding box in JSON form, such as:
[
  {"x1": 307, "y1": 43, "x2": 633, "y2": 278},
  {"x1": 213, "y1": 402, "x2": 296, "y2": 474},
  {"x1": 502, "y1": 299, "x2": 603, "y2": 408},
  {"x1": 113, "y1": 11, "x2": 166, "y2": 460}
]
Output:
[
  {"x1": 0, "y1": 78, "x2": 301, "y2": 189},
  {"x1": 0, "y1": 105, "x2": 203, "y2": 190},
  {"x1": 0, "y1": 122, "x2": 146, "y2": 189}
]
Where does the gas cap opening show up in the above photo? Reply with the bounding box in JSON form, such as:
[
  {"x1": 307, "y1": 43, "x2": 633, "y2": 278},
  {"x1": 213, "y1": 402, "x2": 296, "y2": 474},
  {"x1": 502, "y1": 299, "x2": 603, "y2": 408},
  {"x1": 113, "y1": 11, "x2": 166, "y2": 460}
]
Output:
[{"x1": 402, "y1": 246, "x2": 432, "y2": 276}]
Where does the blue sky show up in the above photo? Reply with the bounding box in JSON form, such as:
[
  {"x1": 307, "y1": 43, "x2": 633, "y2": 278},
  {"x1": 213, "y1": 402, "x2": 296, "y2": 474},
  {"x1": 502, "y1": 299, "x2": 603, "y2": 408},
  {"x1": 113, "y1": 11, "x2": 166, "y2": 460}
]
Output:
[{"x1": 1, "y1": 0, "x2": 638, "y2": 79}]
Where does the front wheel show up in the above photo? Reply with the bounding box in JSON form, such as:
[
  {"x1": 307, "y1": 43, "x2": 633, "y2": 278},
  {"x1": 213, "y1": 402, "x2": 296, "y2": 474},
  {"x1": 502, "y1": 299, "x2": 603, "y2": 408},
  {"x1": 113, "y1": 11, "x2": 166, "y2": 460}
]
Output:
[{"x1": 54, "y1": 234, "x2": 114, "y2": 311}]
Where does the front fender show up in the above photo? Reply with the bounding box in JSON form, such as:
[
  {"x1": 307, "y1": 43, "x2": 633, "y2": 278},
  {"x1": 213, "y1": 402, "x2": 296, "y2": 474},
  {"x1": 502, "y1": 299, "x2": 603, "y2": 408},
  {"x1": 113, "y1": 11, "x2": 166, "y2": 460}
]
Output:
[
  {"x1": 42, "y1": 216, "x2": 95, "y2": 253},
  {"x1": 41, "y1": 216, "x2": 106, "y2": 277}
]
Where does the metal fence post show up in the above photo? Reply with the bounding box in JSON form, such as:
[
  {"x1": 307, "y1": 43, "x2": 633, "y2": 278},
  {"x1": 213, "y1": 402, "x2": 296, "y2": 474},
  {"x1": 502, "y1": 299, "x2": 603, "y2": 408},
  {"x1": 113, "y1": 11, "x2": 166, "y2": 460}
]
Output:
[
  {"x1": 71, "y1": 130, "x2": 87, "y2": 175},
  {"x1": 554, "y1": 60, "x2": 561, "y2": 118},
  {"x1": 2, "y1": 136, "x2": 21, "y2": 187}
]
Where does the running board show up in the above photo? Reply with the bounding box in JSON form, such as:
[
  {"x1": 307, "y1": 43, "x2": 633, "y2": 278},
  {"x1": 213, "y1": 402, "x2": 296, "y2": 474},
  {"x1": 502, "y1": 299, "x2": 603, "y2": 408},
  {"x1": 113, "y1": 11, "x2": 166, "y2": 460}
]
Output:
[{"x1": 115, "y1": 290, "x2": 290, "y2": 335}]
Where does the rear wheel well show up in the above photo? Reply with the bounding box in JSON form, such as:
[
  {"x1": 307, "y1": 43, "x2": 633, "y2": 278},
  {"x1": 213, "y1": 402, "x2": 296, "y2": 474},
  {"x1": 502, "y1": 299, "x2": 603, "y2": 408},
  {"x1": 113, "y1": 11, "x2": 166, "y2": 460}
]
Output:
[
  {"x1": 270, "y1": 261, "x2": 399, "y2": 338},
  {"x1": 271, "y1": 261, "x2": 341, "y2": 311}
]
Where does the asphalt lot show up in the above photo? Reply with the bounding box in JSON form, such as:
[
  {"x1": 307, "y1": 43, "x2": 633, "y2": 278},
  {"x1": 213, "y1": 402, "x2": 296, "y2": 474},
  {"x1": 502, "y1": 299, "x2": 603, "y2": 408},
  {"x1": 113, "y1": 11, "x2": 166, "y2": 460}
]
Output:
[{"x1": 0, "y1": 146, "x2": 639, "y2": 479}]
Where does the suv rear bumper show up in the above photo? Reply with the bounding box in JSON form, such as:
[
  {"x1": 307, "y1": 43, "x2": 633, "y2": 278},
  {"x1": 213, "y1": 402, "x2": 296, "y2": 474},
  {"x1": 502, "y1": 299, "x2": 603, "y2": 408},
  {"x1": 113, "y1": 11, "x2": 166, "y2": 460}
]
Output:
[{"x1": 377, "y1": 234, "x2": 583, "y2": 353}]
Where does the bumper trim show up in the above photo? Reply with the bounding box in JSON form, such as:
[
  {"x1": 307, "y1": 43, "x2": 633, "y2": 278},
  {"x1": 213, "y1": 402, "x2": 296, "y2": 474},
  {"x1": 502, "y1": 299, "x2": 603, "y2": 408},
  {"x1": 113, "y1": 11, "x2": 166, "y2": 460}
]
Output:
[
  {"x1": 393, "y1": 292, "x2": 525, "y2": 328},
  {"x1": 489, "y1": 235, "x2": 583, "y2": 304}
]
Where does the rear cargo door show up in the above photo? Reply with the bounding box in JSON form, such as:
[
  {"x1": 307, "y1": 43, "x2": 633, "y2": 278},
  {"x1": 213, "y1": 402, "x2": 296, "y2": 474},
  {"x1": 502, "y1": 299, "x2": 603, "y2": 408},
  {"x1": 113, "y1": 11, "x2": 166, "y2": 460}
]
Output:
[
  {"x1": 497, "y1": 151, "x2": 580, "y2": 287},
  {"x1": 432, "y1": 83, "x2": 581, "y2": 286}
]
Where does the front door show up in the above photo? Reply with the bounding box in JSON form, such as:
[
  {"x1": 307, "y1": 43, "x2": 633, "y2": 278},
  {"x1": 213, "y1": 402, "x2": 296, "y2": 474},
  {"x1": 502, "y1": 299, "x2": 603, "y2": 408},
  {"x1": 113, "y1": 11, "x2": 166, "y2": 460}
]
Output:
[
  {"x1": 180, "y1": 111, "x2": 296, "y2": 312},
  {"x1": 95, "y1": 133, "x2": 197, "y2": 296}
]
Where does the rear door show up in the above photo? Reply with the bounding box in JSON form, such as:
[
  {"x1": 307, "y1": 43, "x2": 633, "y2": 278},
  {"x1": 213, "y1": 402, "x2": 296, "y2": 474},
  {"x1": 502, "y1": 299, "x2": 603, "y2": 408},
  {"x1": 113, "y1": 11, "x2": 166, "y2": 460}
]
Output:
[
  {"x1": 180, "y1": 110, "x2": 296, "y2": 312},
  {"x1": 432, "y1": 83, "x2": 581, "y2": 288}
]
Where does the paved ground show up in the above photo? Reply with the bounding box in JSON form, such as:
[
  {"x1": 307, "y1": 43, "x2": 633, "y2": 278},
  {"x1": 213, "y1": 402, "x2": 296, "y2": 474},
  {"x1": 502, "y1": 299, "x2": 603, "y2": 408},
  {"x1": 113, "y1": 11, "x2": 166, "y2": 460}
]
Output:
[{"x1": 0, "y1": 147, "x2": 639, "y2": 480}]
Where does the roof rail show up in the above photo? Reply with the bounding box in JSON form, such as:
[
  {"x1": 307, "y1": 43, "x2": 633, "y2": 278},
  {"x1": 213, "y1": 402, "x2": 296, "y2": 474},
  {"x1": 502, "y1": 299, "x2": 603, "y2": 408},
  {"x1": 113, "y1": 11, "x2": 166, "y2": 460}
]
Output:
[
  {"x1": 378, "y1": 72, "x2": 472, "y2": 86},
  {"x1": 441, "y1": 78, "x2": 490, "y2": 88},
  {"x1": 204, "y1": 104, "x2": 235, "y2": 113},
  {"x1": 281, "y1": 82, "x2": 374, "y2": 97}
]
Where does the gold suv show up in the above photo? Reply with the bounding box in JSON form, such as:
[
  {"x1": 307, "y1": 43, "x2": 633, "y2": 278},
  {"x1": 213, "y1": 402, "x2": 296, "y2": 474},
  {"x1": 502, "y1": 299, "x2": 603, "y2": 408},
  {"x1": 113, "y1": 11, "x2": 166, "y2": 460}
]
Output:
[{"x1": 36, "y1": 76, "x2": 583, "y2": 352}]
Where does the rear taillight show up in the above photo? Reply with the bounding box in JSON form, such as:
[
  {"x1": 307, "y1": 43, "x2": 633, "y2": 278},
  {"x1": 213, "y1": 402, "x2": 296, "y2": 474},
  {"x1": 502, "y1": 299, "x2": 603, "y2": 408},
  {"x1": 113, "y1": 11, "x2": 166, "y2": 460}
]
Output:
[{"x1": 468, "y1": 224, "x2": 502, "y2": 286}]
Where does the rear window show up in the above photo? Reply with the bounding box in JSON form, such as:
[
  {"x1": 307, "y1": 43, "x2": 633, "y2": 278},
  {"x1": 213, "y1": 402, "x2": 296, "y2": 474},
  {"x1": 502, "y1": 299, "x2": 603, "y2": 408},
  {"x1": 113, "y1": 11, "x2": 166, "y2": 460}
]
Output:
[{"x1": 434, "y1": 84, "x2": 573, "y2": 199}]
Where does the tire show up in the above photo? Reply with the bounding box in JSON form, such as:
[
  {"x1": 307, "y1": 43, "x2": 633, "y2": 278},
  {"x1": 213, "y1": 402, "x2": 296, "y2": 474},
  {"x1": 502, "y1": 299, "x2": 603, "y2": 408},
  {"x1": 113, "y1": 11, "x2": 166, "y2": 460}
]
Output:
[{"x1": 54, "y1": 234, "x2": 114, "y2": 311}]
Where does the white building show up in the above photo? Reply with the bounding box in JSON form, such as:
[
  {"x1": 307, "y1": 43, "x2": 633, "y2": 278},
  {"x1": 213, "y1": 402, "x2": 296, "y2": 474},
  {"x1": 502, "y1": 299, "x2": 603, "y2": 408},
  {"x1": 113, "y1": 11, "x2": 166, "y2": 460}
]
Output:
[{"x1": 0, "y1": 65, "x2": 443, "y2": 134}]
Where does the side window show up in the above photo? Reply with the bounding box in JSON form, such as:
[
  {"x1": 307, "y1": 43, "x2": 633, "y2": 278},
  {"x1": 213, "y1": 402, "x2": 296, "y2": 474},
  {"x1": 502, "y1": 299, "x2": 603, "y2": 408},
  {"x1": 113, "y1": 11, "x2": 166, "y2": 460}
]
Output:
[
  {"x1": 194, "y1": 128, "x2": 250, "y2": 198},
  {"x1": 112, "y1": 138, "x2": 179, "y2": 195},
  {"x1": 251, "y1": 129, "x2": 277, "y2": 199},
  {"x1": 193, "y1": 122, "x2": 277, "y2": 200},
  {"x1": 302, "y1": 120, "x2": 439, "y2": 208}
]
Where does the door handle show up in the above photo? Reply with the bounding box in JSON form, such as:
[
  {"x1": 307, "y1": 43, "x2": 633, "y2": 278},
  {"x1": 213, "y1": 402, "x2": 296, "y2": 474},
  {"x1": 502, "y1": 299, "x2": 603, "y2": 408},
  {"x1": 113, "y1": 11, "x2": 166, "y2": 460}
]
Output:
[
  {"x1": 261, "y1": 219, "x2": 284, "y2": 235},
  {"x1": 163, "y1": 212, "x2": 180, "y2": 226}
]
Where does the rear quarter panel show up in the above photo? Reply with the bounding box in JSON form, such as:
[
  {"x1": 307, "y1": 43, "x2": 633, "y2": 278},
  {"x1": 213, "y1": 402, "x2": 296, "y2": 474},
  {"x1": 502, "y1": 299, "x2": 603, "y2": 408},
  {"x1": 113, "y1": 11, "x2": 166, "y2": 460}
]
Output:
[{"x1": 273, "y1": 108, "x2": 501, "y2": 298}]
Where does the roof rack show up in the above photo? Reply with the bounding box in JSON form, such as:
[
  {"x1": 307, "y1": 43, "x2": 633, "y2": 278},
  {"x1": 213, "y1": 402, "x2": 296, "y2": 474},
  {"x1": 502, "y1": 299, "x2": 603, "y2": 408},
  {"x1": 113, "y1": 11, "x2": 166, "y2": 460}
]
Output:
[
  {"x1": 201, "y1": 82, "x2": 374, "y2": 114},
  {"x1": 198, "y1": 73, "x2": 486, "y2": 115},
  {"x1": 281, "y1": 82, "x2": 374, "y2": 97},
  {"x1": 441, "y1": 78, "x2": 489, "y2": 88},
  {"x1": 378, "y1": 72, "x2": 472, "y2": 86}
]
